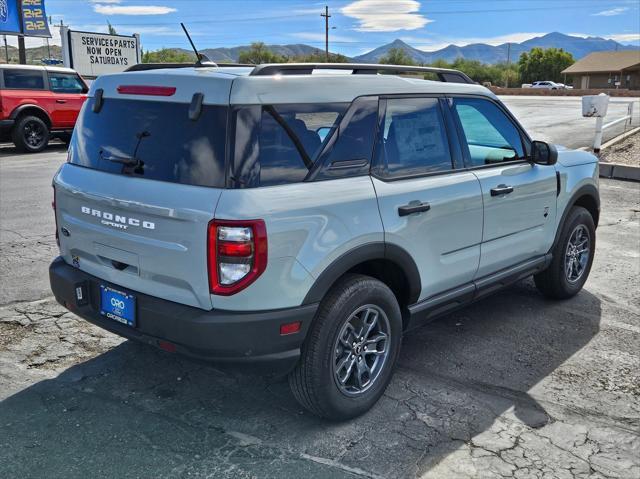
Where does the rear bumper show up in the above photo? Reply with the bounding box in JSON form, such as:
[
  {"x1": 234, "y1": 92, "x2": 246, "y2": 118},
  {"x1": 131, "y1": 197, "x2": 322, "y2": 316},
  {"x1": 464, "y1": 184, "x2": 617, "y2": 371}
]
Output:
[{"x1": 49, "y1": 257, "x2": 317, "y2": 375}]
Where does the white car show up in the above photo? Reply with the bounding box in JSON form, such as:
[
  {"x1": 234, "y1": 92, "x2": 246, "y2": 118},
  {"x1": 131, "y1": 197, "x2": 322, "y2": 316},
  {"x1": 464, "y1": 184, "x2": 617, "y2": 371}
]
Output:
[{"x1": 531, "y1": 81, "x2": 564, "y2": 90}]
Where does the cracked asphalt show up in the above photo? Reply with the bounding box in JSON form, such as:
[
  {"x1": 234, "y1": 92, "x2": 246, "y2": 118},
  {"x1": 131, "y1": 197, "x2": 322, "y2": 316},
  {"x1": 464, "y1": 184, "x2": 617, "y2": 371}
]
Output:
[{"x1": 1, "y1": 146, "x2": 640, "y2": 478}]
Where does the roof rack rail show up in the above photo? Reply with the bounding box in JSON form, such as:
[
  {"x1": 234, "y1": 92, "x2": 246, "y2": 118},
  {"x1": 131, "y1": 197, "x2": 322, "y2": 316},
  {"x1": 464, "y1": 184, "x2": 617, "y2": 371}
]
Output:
[
  {"x1": 125, "y1": 62, "x2": 252, "y2": 72},
  {"x1": 249, "y1": 63, "x2": 475, "y2": 84}
]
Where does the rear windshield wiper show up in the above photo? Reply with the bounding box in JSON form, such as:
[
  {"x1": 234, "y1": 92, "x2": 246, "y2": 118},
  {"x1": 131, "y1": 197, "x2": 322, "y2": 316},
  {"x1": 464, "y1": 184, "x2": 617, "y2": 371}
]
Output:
[{"x1": 101, "y1": 152, "x2": 139, "y2": 167}]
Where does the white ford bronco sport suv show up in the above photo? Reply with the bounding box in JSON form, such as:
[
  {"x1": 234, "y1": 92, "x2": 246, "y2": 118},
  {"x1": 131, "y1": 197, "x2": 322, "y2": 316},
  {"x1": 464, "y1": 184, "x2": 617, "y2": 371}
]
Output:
[{"x1": 50, "y1": 63, "x2": 600, "y2": 419}]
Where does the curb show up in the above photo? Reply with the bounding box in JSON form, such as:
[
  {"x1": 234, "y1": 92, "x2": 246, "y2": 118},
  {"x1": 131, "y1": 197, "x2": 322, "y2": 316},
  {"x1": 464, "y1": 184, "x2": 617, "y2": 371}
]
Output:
[
  {"x1": 597, "y1": 128, "x2": 639, "y2": 182},
  {"x1": 599, "y1": 163, "x2": 640, "y2": 182}
]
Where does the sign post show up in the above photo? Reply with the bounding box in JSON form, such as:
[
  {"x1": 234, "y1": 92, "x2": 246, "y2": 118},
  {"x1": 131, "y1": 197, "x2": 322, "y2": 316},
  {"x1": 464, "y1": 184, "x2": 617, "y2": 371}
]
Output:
[{"x1": 61, "y1": 28, "x2": 141, "y2": 78}]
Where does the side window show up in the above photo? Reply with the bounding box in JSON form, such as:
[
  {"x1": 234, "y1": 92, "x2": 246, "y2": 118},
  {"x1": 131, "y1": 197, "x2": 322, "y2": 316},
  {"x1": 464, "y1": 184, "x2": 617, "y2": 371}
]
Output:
[
  {"x1": 49, "y1": 73, "x2": 86, "y2": 94},
  {"x1": 375, "y1": 97, "x2": 452, "y2": 178},
  {"x1": 232, "y1": 103, "x2": 348, "y2": 187},
  {"x1": 315, "y1": 96, "x2": 379, "y2": 180},
  {"x1": 2, "y1": 69, "x2": 45, "y2": 90},
  {"x1": 452, "y1": 98, "x2": 525, "y2": 167}
]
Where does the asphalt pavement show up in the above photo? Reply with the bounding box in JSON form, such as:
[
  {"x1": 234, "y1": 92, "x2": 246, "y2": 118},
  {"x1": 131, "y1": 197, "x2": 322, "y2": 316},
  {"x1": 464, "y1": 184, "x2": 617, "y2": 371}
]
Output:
[{"x1": 499, "y1": 95, "x2": 640, "y2": 149}]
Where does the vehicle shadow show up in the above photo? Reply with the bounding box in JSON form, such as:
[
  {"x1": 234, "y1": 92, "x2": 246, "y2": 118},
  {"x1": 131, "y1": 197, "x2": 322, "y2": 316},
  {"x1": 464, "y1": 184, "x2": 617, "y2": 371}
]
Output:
[
  {"x1": 0, "y1": 141, "x2": 67, "y2": 156},
  {"x1": 0, "y1": 280, "x2": 601, "y2": 478}
]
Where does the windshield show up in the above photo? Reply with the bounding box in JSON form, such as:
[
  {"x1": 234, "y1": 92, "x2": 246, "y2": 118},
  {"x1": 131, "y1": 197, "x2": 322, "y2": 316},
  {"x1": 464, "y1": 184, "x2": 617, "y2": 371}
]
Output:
[{"x1": 69, "y1": 98, "x2": 228, "y2": 188}]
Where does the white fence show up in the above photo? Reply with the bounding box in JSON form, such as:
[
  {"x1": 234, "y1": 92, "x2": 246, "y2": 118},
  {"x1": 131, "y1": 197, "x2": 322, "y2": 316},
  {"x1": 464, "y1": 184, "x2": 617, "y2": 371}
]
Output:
[{"x1": 582, "y1": 94, "x2": 636, "y2": 152}]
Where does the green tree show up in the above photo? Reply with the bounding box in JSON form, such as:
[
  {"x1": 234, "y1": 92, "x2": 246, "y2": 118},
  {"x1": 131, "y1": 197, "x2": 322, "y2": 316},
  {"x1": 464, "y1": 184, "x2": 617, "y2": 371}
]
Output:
[
  {"x1": 518, "y1": 47, "x2": 574, "y2": 84},
  {"x1": 378, "y1": 47, "x2": 415, "y2": 66},
  {"x1": 292, "y1": 52, "x2": 350, "y2": 63},
  {"x1": 107, "y1": 21, "x2": 117, "y2": 35},
  {"x1": 142, "y1": 48, "x2": 195, "y2": 64},
  {"x1": 238, "y1": 42, "x2": 287, "y2": 64}
]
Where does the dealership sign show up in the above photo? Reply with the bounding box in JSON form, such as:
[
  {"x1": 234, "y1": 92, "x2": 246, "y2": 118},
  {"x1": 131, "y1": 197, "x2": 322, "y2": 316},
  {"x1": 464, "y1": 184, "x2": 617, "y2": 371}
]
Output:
[
  {"x1": 63, "y1": 29, "x2": 140, "y2": 77},
  {"x1": 0, "y1": 0, "x2": 51, "y2": 37}
]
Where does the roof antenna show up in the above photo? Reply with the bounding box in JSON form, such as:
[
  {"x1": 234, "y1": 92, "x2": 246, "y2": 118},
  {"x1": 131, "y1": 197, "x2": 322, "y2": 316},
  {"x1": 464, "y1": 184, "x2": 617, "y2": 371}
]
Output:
[{"x1": 181, "y1": 22, "x2": 217, "y2": 67}]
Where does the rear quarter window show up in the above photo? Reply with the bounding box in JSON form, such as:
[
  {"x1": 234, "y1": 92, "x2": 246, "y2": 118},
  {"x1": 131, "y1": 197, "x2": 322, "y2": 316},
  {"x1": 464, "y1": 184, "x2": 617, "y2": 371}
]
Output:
[
  {"x1": 2, "y1": 69, "x2": 45, "y2": 90},
  {"x1": 231, "y1": 103, "x2": 348, "y2": 187}
]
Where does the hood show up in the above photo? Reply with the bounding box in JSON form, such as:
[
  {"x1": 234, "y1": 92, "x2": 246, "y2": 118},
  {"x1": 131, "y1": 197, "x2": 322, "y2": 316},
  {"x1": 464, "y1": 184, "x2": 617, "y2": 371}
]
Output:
[{"x1": 555, "y1": 146, "x2": 598, "y2": 168}]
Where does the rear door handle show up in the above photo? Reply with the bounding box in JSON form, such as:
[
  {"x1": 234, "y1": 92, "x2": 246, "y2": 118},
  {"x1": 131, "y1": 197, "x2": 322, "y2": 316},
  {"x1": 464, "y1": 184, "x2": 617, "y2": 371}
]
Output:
[
  {"x1": 398, "y1": 201, "x2": 431, "y2": 217},
  {"x1": 56, "y1": 99, "x2": 67, "y2": 104},
  {"x1": 490, "y1": 184, "x2": 514, "y2": 196}
]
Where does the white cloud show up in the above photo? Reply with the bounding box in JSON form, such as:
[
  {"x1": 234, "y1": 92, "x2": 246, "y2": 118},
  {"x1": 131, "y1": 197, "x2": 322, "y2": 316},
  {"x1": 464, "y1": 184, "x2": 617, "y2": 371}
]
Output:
[
  {"x1": 341, "y1": 0, "x2": 432, "y2": 32},
  {"x1": 89, "y1": 0, "x2": 122, "y2": 3},
  {"x1": 607, "y1": 33, "x2": 640, "y2": 43},
  {"x1": 592, "y1": 7, "x2": 628, "y2": 16},
  {"x1": 4, "y1": 27, "x2": 62, "y2": 48},
  {"x1": 570, "y1": 32, "x2": 640, "y2": 44},
  {"x1": 408, "y1": 32, "x2": 546, "y2": 52},
  {"x1": 93, "y1": 4, "x2": 177, "y2": 15}
]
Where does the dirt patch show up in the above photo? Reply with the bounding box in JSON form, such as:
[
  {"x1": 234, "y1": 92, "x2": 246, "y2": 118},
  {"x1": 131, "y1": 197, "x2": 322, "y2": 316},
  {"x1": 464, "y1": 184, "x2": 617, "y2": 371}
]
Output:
[{"x1": 600, "y1": 131, "x2": 640, "y2": 167}]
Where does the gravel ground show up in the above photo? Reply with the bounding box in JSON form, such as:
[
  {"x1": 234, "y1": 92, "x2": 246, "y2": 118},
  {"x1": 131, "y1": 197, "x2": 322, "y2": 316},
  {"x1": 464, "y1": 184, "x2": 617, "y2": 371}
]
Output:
[{"x1": 600, "y1": 131, "x2": 640, "y2": 167}]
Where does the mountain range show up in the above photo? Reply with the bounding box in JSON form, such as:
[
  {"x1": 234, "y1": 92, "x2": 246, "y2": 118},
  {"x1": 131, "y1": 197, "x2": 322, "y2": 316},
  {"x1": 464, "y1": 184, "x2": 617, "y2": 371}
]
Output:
[
  {"x1": 196, "y1": 32, "x2": 638, "y2": 65},
  {"x1": 353, "y1": 33, "x2": 638, "y2": 64}
]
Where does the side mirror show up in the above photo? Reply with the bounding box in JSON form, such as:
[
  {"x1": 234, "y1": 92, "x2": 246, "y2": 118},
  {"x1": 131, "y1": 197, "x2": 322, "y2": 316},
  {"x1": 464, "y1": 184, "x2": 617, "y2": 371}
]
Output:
[{"x1": 531, "y1": 140, "x2": 558, "y2": 166}]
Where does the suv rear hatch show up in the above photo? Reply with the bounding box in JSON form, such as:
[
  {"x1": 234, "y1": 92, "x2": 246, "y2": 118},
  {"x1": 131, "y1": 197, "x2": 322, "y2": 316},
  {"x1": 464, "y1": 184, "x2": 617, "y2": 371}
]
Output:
[{"x1": 54, "y1": 70, "x2": 233, "y2": 309}]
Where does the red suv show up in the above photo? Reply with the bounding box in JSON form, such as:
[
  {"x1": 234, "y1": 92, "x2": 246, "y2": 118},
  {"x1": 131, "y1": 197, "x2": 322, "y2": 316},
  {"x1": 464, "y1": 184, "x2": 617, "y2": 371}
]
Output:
[{"x1": 0, "y1": 65, "x2": 88, "y2": 153}]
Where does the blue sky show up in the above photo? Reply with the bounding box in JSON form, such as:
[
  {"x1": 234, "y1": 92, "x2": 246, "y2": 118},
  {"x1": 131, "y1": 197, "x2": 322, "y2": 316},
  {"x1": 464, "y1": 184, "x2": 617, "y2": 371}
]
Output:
[{"x1": 8, "y1": 0, "x2": 640, "y2": 55}]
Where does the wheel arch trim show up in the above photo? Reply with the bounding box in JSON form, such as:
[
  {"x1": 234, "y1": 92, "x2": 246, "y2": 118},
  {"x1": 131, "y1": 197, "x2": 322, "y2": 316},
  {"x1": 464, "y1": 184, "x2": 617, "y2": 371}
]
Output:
[
  {"x1": 302, "y1": 242, "x2": 422, "y2": 306},
  {"x1": 10, "y1": 104, "x2": 52, "y2": 126},
  {"x1": 551, "y1": 183, "x2": 600, "y2": 253}
]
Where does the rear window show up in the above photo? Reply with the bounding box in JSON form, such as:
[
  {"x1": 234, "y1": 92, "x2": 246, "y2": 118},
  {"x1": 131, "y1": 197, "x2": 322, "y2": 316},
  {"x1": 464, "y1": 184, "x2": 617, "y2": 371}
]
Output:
[
  {"x1": 231, "y1": 103, "x2": 348, "y2": 187},
  {"x1": 69, "y1": 98, "x2": 227, "y2": 188},
  {"x1": 2, "y1": 69, "x2": 45, "y2": 90}
]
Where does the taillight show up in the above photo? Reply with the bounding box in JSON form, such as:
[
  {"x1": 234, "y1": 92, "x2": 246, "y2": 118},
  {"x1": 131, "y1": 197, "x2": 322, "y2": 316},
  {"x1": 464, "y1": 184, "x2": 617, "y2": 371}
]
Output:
[
  {"x1": 208, "y1": 220, "x2": 267, "y2": 296},
  {"x1": 52, "y1": 185, "x2": 59, "y2": 247}
]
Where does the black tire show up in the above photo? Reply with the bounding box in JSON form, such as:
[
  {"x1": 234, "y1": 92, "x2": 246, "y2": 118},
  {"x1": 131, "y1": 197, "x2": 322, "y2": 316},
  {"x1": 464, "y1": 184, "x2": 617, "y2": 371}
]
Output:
[
  {"x1": 289, "y1": 274, "x2": 402, "y2": 420},
  {"x1": 535, "y1": 206, "x2": 596, "y2": 299},
  {"x1": 12, "y1": 115, "x2": 50, "y2": 153}
]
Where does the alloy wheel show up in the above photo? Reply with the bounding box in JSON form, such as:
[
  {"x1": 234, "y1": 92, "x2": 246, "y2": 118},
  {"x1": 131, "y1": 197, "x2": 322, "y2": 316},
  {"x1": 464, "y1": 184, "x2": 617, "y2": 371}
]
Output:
[
  {"x1": 332, "y1": 304, "x2": 391, "y2": 396},
  {"x1": 565, "y1": 224, "x2": 590, "y2": 283}
]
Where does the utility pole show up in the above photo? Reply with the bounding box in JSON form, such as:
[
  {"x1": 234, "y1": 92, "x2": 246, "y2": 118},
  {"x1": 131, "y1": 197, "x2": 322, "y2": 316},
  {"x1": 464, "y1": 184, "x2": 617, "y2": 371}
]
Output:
[
  {"x1": 18, "y1": 36, "x2": 26, "y2": 64},
  {"x1": 505, "y1": 42, "x2": 511, "y2": 88},
  {"x1": 321, "y1": 5, "x2": 331, "y2": 62},
  {"x1": 3, "y1": 36, "x2": 9, "y2": 63}
]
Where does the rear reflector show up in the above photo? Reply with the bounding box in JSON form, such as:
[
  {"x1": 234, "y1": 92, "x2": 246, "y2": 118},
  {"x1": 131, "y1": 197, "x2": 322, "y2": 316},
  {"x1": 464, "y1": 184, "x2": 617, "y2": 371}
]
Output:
[
  {"x1": 280, "y1": 321, "x2": 302, "y2": 336},
  {"x1": 158, "y1": 341, "x2": 177, "y2": 353},
  {"x1": 117, "y1": 85, "x2": 176, "y2": 96}
]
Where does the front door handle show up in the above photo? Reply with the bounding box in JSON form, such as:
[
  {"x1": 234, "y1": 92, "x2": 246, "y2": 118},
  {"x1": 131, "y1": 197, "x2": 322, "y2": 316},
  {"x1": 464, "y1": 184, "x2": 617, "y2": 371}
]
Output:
[
  {"x1": 56, "y1": 99, "x2": 67, "y2": 104},
  {"x1": 490, "y1": 184, "x2": 514, "y2": 196},
  {"x1": 398, "y1": 201, "x2": 431, "y2": 217}
]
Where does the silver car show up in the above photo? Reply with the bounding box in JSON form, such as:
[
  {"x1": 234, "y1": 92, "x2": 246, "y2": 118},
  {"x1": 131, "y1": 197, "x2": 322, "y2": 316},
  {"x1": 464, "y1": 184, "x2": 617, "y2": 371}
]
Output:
[{"x1": 50, "y1": 63, "x2": 600, "y2": 419}]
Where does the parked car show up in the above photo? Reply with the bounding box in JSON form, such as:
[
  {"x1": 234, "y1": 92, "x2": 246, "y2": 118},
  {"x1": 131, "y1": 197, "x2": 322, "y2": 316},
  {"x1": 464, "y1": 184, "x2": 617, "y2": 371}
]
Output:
[
  {"x1": 49, "y1": 63, "x2": 600, "y2": 420},
  {"x1": 0, "y1": 65, "x2": 88, "y2": 152},
  {"x1": 530, "y1": 81, "x2": 564, "y2": 90}
]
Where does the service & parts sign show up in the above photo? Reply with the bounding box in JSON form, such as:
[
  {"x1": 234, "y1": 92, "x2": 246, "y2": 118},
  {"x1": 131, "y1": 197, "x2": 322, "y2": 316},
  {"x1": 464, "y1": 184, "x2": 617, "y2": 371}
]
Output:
[{"x1": 68, "y1": 30, "x2": 139, "y2": 77}]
